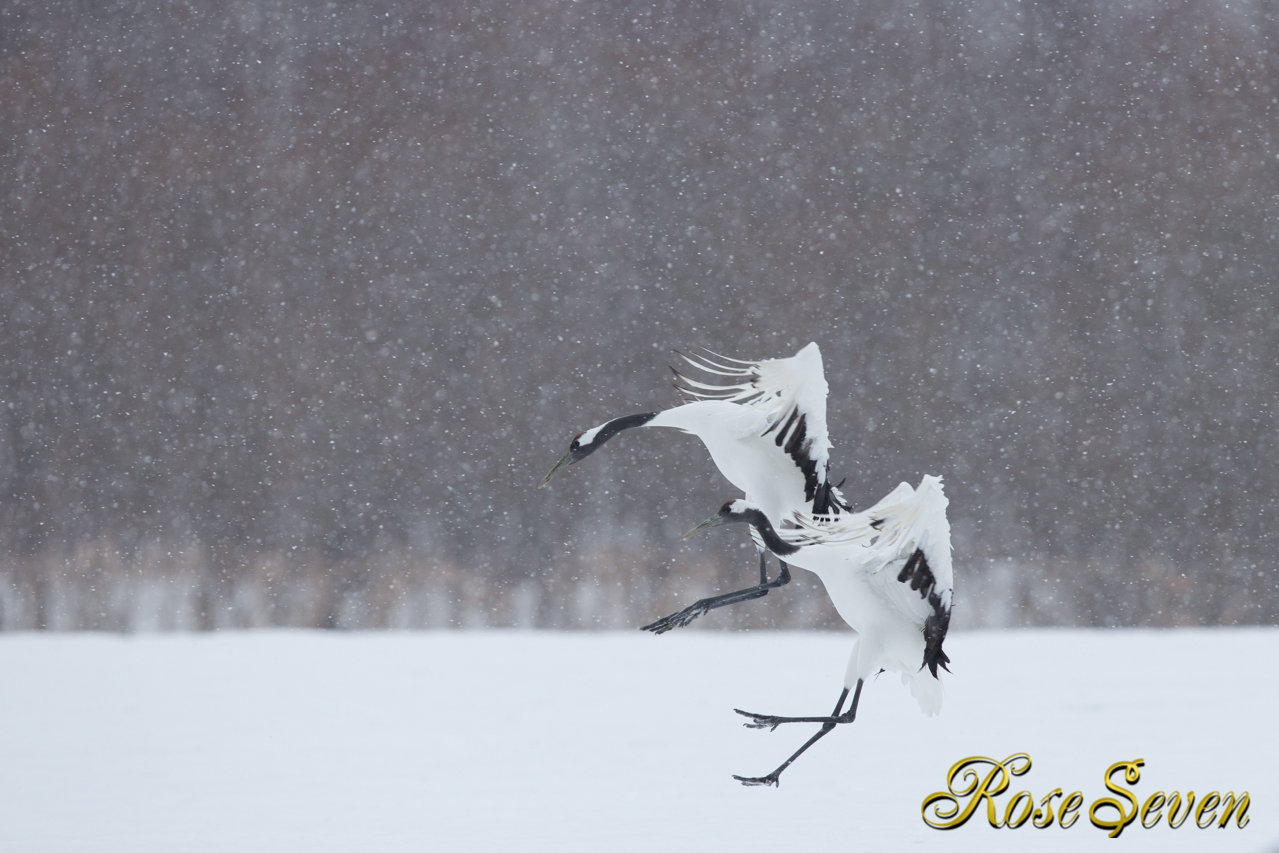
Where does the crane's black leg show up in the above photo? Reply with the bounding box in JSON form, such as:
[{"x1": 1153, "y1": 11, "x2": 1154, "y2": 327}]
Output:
[
  {"x1": 641, "y1": 553, "x2": 792, "y2": 634},
  {"x1": 733, "y1": 680, "x2": 864, "y2": 787},
  {"x1": 735, "y1": 679, "x2": 862, "y2": 730}
]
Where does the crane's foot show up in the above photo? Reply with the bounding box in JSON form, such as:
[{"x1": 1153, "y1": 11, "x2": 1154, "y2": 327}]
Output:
[
  {"x1": 641, "y1": 587, "x2": 769, "y2": 634},
  {"x1": 735, "y1": 709, "x2": 785, "y2": 731},
  {"x1": 734, "y1": 707, "x2": 857, "y2": 729},
  {"x1": 733, "y1": 772, "x2": 780, "y2": 787},
  {"x1": 641, "y1": 600, "x2": 711, "y2": 634},
  {"x1": 729, "y1": 682, "x2": 862, "y2": 788},
  {"x1": 641, "y1": 556, "x2": 791, "y2": 634}
]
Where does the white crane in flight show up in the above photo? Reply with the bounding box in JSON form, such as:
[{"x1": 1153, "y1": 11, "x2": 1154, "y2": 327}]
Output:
[
  {"x1": 539, "y1": 343, "x2": 851, "y2": 631},
  {"x1": 683, "y1": 475, "x2": 952, "y2": 786}
]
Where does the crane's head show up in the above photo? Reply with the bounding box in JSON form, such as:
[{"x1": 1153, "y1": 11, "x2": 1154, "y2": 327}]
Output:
[
  {"x1": 537, "y1": 425, "x2": 608, "y2": 488},
  {"x1": 681, "y1": 499, "x2": 800, "y2": 557},
  {"x1": 681, "y1": 499, "x2": 758, "y2": 539},
  {"x1": 537, "y1": 413, "x2": 658, "y2": 489}
]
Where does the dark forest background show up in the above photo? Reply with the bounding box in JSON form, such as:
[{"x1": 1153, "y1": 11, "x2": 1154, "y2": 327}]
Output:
[{"x1": 1, "y1": 0, "x2": 1276, "y2": 631}]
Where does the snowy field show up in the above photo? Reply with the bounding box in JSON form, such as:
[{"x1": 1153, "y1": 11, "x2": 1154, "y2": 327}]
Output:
[{"x1": 1, "y1": 628, "x2": 1276, "y2": 853}]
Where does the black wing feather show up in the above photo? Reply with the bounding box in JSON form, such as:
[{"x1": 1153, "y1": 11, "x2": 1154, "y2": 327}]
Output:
[{"x1": 897, "y1": 547, "x2": 952, "y2": 677}]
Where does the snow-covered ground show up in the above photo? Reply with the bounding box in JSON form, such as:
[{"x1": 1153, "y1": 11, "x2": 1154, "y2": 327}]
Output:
[{"x1": 1, "y1": 628, "x2": 1275, "y2": 852}]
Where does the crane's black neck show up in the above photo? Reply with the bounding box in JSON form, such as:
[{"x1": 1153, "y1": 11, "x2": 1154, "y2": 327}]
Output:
[
  {"x1": 602, "y1": 411, "x2": 658, "y2": 440},
  {"x1": 581, "y1": 412, "x2": 658, "y2": 451},
  {"x1": 733, "y1": 507, "x2": 801, "y2": 556}
]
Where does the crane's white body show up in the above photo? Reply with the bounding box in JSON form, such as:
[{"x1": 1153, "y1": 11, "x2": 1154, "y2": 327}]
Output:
[
  {"x1": 638, "y1": 343, "x2": 843, "y2": 523},
  {"x1": 642, "y1": 401, "x2": 806, "y2": 523},
  {"x1": 764, "y1": 475, "x2": 952, "y2": 715}
]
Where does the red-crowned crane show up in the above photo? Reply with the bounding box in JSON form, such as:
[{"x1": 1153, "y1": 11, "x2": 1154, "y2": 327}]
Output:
[
  {"x1": 683, "y1": 475, "x2": 952, "y2": 786},
  {"x1": 538, "y1": 343, "x2": 850, "y2": 632}
]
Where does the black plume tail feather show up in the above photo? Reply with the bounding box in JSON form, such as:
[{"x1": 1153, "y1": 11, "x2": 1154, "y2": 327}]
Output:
[
  {"x1": 923, "y1": 645, "x2": 951, "y2": 678},
  {"x1": 922, "y1": 592, "x2": 952, "y2": 678}
]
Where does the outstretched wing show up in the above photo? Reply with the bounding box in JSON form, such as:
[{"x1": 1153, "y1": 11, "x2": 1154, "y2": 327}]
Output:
[
  {"x1": 791, "y1": 475, "x2": 953, "y2": 676},
  {"x1": 673, "y1": 343, "x2": 846, "y2": 514}
]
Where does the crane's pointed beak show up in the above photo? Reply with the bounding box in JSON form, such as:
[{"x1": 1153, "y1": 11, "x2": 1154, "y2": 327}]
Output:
[
  {"x1": 538, "y1": 450, "x2": 575, "y2": 489},
  {"x1": 681, "y1": 512, "x2": 726, "y2": 540}
]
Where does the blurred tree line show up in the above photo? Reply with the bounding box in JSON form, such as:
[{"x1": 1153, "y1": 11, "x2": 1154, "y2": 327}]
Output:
[{"x1": 0, "y1": 0, "x2": 1275, "y2": 630}]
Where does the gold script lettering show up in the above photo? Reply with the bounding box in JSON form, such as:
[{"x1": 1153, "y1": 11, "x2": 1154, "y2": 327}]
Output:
[
  {"x1": 1195, "y1": 792, "x2": 1221, "y2": 828},
  {"x1": 1140, "y1": 792, "x2": 1166, "y2": 828},
  {"x1": 921, "y1": 757, "x2": 1250, "y2": 833},
  {"x1": 1058, "y1": 792, "x2": 1084, "y2": 828},
  {"x1": 1166, "y1": 791, "x2": 1195, "y2": 828},
  {"x1": 1089, "y1": 759, "x2": 1144, "y2": 838},
  {"x1": 1031, "y1": 789, "x2": 1063, "y2": 828},
  {"x1": 921, "y1": 754, "x2": 1031, "y2": 829},
  {"x1": 1217, "y1": 792, "x2": 1250, "y2": 828},
  {"x1": 1004, "y1": 791, "x2": 1034, "y2": 828}
]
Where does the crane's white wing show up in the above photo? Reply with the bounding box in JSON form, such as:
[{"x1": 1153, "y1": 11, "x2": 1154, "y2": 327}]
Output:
[
  {"x1": 673, "y1": 342, "x2": 844, "y2": 513},
  {"x1": 789, "y1": 475, "x2": 953, "y2": 675}
]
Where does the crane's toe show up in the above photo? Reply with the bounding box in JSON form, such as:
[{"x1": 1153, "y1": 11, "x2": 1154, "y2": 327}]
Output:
[
  {"x1": 640, "y1": 601, "x2": 710, "y2": 633},
  {"x1": 733, "y1": 773, "x2": 780, "y2": 787},
  {"x1": 734, "y1": 708, "x2": 783, "y2": 730}
]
